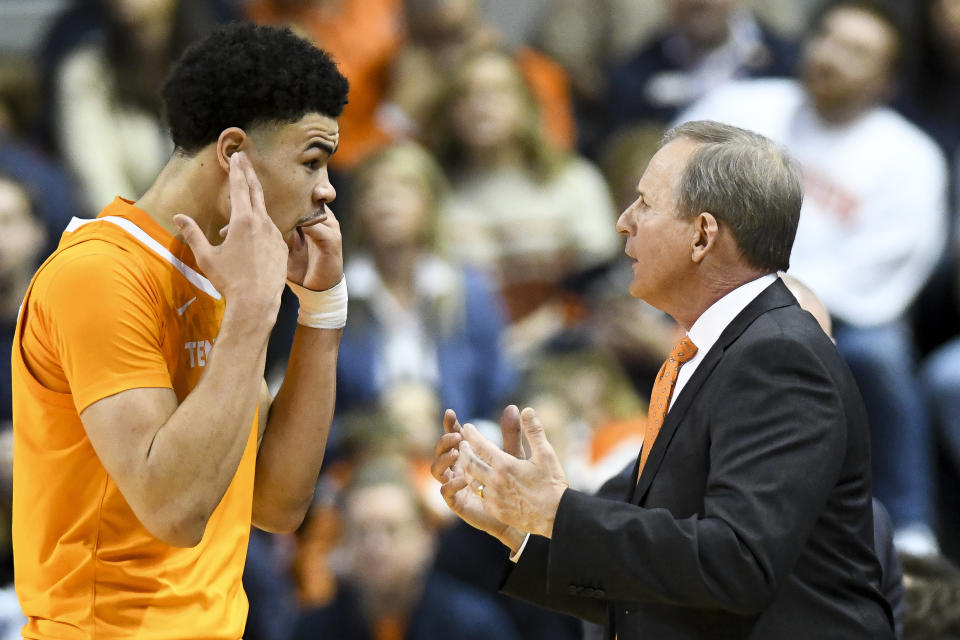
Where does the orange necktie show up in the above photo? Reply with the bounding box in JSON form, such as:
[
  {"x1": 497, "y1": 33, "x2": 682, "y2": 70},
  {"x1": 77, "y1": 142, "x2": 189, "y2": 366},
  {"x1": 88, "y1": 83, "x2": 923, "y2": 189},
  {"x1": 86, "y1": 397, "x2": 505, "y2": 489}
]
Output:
[{"x1": 637, "y1": 336, "x2": 698, "y2": 480}]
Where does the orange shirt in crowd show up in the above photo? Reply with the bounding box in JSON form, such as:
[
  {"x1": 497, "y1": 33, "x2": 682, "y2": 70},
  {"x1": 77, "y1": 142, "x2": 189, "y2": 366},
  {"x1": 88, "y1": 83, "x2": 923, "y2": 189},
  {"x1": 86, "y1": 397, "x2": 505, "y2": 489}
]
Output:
[
  {"x1": 247, "y1": 0, "x2": 405, "y2": 170},
  {"x1": 11, "y1": 198, "x2": 259, "y2": 639},
  {"x1": 516, "y1": 46, "x2": 575, "y2": 151}
]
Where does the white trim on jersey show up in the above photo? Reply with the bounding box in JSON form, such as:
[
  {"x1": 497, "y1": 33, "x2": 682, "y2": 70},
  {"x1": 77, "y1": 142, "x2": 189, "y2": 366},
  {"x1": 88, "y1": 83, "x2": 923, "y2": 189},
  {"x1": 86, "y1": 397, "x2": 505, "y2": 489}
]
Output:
[{"x1": 65, "y1": 216, "x2": 222, "y2": 300}]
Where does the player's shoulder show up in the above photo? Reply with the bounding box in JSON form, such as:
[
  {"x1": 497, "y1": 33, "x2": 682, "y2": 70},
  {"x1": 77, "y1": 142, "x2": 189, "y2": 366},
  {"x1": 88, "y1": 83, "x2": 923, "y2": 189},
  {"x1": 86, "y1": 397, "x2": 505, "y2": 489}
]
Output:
[
  {"x1": 46, "y1": 234, "x2": 140, "y2": 276},
  {"x1": 44, "y1": 213, "x2": 169, "y2": 281},
  {"x1": 33, "y1": 235, "x2": 150, "y2": 307}
]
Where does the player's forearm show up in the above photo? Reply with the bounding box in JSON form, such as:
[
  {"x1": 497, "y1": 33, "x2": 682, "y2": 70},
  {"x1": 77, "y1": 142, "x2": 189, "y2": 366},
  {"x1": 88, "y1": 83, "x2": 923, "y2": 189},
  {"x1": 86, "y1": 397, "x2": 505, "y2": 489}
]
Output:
[
  {"x1": 252, "y1": 324, "x2": 341, "y2": 533},
  {"x1": 142, "y1": 309, "x2": 272, "y2": 546}
]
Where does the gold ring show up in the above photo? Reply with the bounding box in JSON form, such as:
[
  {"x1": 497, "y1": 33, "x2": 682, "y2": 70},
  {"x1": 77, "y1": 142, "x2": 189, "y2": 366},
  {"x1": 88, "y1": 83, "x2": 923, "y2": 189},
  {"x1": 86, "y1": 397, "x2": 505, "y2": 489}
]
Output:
[{"x1": 475, "y1": 483, "x2": 485, "y2": 499}]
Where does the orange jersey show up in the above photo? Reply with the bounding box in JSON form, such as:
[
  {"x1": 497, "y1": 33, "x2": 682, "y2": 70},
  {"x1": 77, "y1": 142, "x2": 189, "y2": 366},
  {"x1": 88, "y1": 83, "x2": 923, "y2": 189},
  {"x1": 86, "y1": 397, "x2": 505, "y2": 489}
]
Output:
[{"x1": 11, "y1": 198, "x2": 258, "y2": 639}]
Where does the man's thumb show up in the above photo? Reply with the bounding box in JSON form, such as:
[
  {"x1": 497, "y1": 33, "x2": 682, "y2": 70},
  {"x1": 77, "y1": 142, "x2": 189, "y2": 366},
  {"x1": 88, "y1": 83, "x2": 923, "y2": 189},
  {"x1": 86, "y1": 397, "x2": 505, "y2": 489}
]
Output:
[{"x1": 173, "y1": 214, "x2": 209, "y2": 257}]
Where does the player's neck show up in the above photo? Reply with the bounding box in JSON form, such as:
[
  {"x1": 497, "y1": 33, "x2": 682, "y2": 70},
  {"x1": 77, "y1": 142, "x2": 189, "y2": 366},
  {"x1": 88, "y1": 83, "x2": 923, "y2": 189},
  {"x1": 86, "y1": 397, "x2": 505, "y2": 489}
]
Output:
[{"x1": 138, "y1": 151, "x2": 227, "y2": 244}]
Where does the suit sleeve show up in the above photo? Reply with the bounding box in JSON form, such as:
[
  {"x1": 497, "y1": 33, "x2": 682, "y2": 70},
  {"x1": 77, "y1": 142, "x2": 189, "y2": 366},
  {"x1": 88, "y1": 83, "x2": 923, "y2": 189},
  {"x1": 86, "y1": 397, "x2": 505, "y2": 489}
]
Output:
[
  {"x1": 500, "y1": 535, "x2": 608, "y2": 624},
  {"x1": 498, "y1": 463, "x2": 633, "y2": 620},
  {"x1": 509, "y1": 334, "x2": 848, "y2": 615}
]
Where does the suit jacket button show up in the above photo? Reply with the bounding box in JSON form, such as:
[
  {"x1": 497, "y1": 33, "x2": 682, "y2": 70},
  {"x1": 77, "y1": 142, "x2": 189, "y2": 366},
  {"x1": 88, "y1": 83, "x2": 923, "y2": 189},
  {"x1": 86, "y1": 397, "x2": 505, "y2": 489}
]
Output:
[
  {"x1": 596, "y1": 589, "x2": 606, "y2": 598},
  {"x1": 567, "y1": 586, "x2": 578, "y2": 596},
  {"x1": 583, "y1": 588, "x2": 595, "y2": 597}
]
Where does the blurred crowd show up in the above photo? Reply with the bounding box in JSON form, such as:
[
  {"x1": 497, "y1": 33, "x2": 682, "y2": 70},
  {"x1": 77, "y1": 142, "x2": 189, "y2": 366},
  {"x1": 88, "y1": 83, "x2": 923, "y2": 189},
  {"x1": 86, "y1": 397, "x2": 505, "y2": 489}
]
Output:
[{"x1": 2, "y1": 0, "x2": 960, "y2": 638}]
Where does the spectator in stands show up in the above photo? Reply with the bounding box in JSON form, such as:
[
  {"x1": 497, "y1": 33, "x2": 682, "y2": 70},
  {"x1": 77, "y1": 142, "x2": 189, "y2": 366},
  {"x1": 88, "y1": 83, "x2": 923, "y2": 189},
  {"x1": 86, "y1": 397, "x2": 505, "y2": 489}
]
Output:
[
  {"x1": 896, "y1": 0, "x2": 960, "y2": 359},
  {"x1": 0, "y1": 178, "x2": 40, "y2": 640},
  {"x1": 336, "y1": 142, "x2": 514, "y2": 424},
  {"x1": 778, "y1": 272, "x2": 834, "y2": 339},
  {"x1": 921, "y1": 325, "x2": 960, "y2": 479},
  {"x1": 532, "y1": 0, "x2": 618, "y2": 155},
  {"x1": 37, "y1": 0, "x2": 239, "y2": 151},
  {"x1": 386, "y1": 0, "x2": 575, "y2": 150},
  {"x1": 290, "y1": 457, "x2": 522, "y2": 640},
  {"x1": 51, "y1": 0, "x2": 221, "y2": 213},
  {"x1": 0, "y1": 57, "x2": 82, "y2": 247},
  {"x1": 0, "y1": 429, "x2": 23, "y2": 640},
  {"x1": 898, "y1": 0, "x2": 960, "y2": 164},
  {"x1": 678, "y1": 0, "x2": 946, "y2": 555},
  {"x1": 0, "y1": 176, "x2": 46, "y2": 428},
  {"x1": 428, "y1": 46, "x2": 619, "y2": 355},
  {"x1": 605, "y1": 0, "x2": 796, "y2": 133}
]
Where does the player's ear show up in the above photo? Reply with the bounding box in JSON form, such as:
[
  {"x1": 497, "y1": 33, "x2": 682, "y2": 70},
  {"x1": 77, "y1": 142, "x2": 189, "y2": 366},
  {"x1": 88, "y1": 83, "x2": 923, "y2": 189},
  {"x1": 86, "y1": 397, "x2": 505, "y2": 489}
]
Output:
[{"x1": 215, "y1": 128, "x2": 247, "y2": 173}]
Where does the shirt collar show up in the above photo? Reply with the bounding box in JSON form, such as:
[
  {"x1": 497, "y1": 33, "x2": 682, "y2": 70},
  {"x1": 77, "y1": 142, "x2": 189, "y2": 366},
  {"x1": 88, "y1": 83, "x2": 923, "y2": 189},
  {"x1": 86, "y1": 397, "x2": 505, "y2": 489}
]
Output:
[{"x1": 687, "y1": 273, "x2": 777, "y2": 353}]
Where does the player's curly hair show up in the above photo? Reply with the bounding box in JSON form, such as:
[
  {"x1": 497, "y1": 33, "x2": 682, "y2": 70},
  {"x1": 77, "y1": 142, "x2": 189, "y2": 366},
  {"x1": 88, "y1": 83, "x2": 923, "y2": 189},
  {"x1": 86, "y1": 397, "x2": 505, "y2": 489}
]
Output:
[{"x1": 162, "y1": 22, "x2": 349, "y2": 153}]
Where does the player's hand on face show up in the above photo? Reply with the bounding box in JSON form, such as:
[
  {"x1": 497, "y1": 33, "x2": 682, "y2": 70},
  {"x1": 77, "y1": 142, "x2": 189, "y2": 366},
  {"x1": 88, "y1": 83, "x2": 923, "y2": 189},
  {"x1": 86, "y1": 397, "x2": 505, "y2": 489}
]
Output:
[
  {"x1": 286, "y1": 205, "x2": 343, "y2": 292},
  {"x1": 174, "y1": 151, "x2": 288, "y2": 321}
]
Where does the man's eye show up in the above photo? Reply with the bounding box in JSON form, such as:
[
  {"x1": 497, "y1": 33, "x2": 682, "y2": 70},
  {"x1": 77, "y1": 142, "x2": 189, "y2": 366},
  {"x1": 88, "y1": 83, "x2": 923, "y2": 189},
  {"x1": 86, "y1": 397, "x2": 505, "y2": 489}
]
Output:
[{"x1": 305, "y1": 159, "x2": 321, "y2": 171}]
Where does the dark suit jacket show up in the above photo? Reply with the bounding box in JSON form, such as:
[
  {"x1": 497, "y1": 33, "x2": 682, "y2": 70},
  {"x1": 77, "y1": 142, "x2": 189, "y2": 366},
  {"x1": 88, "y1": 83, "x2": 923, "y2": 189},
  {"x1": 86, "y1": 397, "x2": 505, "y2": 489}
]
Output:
[{"x1": 501, "y1": 280, "x2": 895, "y2": 639}]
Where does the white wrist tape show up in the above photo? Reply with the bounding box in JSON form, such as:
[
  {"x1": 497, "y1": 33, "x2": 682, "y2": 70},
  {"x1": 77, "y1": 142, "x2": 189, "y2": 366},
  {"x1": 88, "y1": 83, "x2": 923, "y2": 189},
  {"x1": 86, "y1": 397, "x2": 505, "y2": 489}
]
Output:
[{"x1": 286, "y1": 275, "x2": 348, "y2": 329}]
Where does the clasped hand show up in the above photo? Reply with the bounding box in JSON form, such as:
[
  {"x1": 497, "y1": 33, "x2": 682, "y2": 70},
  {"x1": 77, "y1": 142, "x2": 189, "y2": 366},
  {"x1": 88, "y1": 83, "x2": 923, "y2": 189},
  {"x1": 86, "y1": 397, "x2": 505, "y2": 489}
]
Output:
[{"x1": 431, "y1": 405, "x2": 569, "y2": 548}]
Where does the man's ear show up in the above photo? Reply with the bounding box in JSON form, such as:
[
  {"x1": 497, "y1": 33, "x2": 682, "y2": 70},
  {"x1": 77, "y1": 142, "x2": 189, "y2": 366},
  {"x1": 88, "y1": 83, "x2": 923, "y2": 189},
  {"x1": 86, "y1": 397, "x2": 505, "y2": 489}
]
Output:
[
  {"x1": 690, "y1": 211, "x2": 719, "y2": 264},
  {"x1": 215, "y1": 127, "x2": 248, "y2": 172}
]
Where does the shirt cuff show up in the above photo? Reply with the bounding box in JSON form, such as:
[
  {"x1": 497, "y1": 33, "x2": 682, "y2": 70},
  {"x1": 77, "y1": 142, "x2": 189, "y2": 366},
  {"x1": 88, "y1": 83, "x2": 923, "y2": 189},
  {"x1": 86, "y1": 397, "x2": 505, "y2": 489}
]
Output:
[{"x1": 509, "y1": 533, "x2": 531, "y2": 563}]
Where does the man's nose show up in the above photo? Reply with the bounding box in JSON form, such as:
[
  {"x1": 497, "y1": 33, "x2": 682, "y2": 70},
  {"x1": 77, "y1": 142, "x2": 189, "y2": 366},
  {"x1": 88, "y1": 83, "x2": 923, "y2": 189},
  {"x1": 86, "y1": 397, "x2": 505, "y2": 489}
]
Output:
[{"x1": 314, "y1": 173, "x2": 337, "y2": 203}]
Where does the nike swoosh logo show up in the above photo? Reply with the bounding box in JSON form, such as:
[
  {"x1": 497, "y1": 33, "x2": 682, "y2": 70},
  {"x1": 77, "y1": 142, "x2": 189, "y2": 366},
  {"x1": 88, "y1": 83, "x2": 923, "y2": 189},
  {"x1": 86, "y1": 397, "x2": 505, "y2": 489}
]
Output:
[{"x1": 176, "y1": 297, "x2": 197, "y2": 316}]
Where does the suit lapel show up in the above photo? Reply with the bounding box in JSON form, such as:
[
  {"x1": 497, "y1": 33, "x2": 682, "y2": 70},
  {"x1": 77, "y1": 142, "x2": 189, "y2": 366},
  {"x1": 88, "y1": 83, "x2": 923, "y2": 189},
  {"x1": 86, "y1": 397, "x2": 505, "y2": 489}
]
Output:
[{"x1": 631, "y1": 280, "x2": 798, "y2": 504}]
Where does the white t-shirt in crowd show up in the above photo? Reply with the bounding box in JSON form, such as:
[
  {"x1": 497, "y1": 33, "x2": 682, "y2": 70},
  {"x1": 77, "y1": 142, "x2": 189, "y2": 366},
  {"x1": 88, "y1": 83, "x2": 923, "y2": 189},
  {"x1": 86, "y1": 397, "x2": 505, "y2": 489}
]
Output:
[{"x1": 678, "y1": 78, "x2": 948, "y2": 326}]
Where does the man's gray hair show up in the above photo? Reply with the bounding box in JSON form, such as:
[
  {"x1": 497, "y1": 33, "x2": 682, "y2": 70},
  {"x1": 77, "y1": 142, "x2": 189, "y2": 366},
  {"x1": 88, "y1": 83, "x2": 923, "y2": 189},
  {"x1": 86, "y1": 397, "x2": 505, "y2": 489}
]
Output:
[{"x1": 663, "y1": 120, "x2": 803, "y2": 272}]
